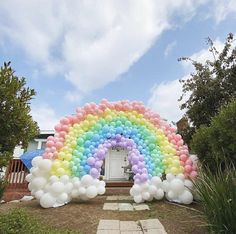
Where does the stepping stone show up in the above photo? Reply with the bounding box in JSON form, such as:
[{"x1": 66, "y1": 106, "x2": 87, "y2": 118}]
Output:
[
  {"x1": 133, "y1": 203, "x2": 150, "y2": 211},
  {"x1": 103, "y1": 203, "x2": 119, "y2": 210},
  {"x1": 97, "y1": 220, "x2": 120, "y2": 230},
  {"x1": 143, "y1": 229, "x2": 167, "y2": 234},
  {"x1": 97, "y1": 230, "x2": 120, "y2": 234},
  {"x1": 106, "y1": 196, "x2": 118, "y2": 201},
  {"x1": 139, "y1": 219, "x2": 166, "y2": 233},
  {"x1": 120, "y1": 221, "x2": 142, "y2": 231},
  {"x1": 119, "y1": 203, "x2": 134, "y2": 211},
  {"x1": 120, "y1": 231, "x2": 143, "y2": 234},
  {"x1": 118, "y1": 195, "x2": 133, "y2": 201}
]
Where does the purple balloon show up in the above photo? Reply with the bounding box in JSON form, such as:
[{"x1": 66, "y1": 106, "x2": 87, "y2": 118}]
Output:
[
  {"x1": 87, "y1": 157, "x2": 95, "y2": 166},
  {"x1": 90, "y1": 168, "x2": 99, "y2": 178}
]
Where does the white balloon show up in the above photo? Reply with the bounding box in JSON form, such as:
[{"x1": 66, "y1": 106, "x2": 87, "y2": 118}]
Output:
[
  {"x1": 176, "y1": 173, "x2": 185, "y2": 181},
  {"x1": 166, "y1": 173, "x2": 175, "y2": 182},
  {"x1": 154, "y1": 189, "x2": 164, "y2": 200},
  {"x1": 40, "y1": 193, "x2": 56, "y2": 208},
  {"x1": 162, "y1": 180, "x2": 170, "y2": 192},
  {"x1": 97, "y1": 186, "x2": 106, "y2": 195},
  {"x1": 60, "y1": 175, "x2": 70, "y2": 184},
  {"x1": 86, "y1": 186, "x2": 98, "y2": 198},
  {"x1": 170, "y1": 179, "x2": 184, "y2": 194},
  {"x1": 148, "y1": 185, "x2": 157, "y2": 195},
  {"x1": 72, "y1": 177, "x2": 79, "y2": 183},
  {"x1": 131, "y1": 184, "x2": 141, "y2": 195},
  {"x1": 38, "y1": 159, "x2": 52, "y2": 171},
  {"x1": 25, "y1": 174, "x2": 32, "y2": 182},
  {"x1": 31, "y1": 168, "x2": 41, "y2": 177},
  {"x1": 78, "y1": 187, "x2": 86, "y2": 195},
  {"x1": 49, "y1": 175, "x2": 59, "y2": 183},
  {"x1": 167, "y1": 190, "x2": 175, "y2": 200},
  {"x1": 142, "y1": 192, "x2": 150, "y2": 200},
  {"x1": 134, "y1": 195, "x2": 143, "y2": 203},
  {"x1": 151, "y1": 177, "x2": 162, "y2": 187},
  {"x1": 35, "y1": 190, "x2": 44, "y2": 200},
  {"x1": 57, "y1": 193, "x2": 68, "y2": 203},
  {"x1": 71, "y1": 189, "x2": 79, "y2": 198},
  {"x1": 140, "y1": 182, "x2": 149, "y2": 190},
  {"x1": 179, "y1": 190, "x2": 193, "y2": 204},
  {"x1": 184, "y1": 180, "x2": 193, "y2": 189},
  {"x1": 99, "y1": 180, "x2": 106, "y2": 187},
  {"x1": 31, "y1": 177, "x2": 47, "y2": 190},
  {"x1": 51, "y1": 182, "x2": 65, "y2": 194},
  {"x1": 64, "y1": 182, "x2": 73, "y2": 193},
  {"x1": 81, "y1": 175, "x2": 93, "y2": 187},
  {"x1": 74, "y1": 181, "x2": 81, "y2": 189},
  {"x1": 32, "y1": 156, "x2": 42, "y2": 167}
]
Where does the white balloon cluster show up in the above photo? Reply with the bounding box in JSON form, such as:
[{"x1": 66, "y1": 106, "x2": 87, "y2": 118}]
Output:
[
  {"x1": 130, "y1": 176, "x2": 164, "y2": 203},
  {"x1": 26, "y1": 156, "x2": 106, "y2": 208},
  {"x1": 163, "y1": 174, "x2": 193, "y2": 204},
  {"x1": 26, "y1": 157, "x2": 194, "y2": 208}
]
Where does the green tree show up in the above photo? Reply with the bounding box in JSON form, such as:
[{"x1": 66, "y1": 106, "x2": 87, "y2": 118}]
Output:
[
  {"x1": 179, "y1": 33, "x2": 236, "y2": 130},
  {"x1": 191, "y1": 100, "x2": 236, "y2": 171},
  {"x1": 0, "y1": 62, "x2": 39, "y2": 167}
]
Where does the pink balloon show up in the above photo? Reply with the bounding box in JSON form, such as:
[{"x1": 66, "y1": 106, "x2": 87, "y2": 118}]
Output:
[
  {"x1": 180, "y1": 154, "x2": 188, "y2": 162},
  {"x1": 46, "y1": 140, "x2": 54, "y2": 147},
  {"x1": 54, "y1": 124, "x2": 62, "y2": 132},
  {"x1": 185, "y1": 165, "x2": 192, "y2": 173},
  {"x1": 190, "y1": 171, "x2": 198, "y2": 178},
  {"x1": 185, "y1": 159, "x2": 193, "y2": 166},
  {"x1": 60, "y1": 117, "x2": 70, "y2": 125},
  {"x1": 55, "y1": 142, "x2": 63, "y2": 150}
]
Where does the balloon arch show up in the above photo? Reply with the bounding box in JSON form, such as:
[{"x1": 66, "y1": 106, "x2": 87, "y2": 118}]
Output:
[{"x1": 26, "y1": 100, "x2": 198, "y2": 208}]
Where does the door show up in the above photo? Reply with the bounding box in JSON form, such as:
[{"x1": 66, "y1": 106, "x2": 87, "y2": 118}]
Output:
[{"x1": 105, "y1": 149, "x2": 129, "y2": 181}]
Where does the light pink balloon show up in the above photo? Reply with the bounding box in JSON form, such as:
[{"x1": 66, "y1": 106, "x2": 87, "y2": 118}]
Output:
[
  {"x1": 180, "y1": 154, "x2": 188, "y2": 162},
  {"x1": 46, "y1": 140, "x2": 54, "y2": 147},
  {"x1": 54, "y1": 124, "x2": 62, "y2": 132},
  {"x1": 190, "y1": 171, "x2": 198, "y2": 178},
  {"x1": 185, "y1": 165, "x2": 192, "y2": 173}
]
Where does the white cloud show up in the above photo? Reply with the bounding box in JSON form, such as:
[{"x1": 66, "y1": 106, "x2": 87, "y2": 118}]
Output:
[
  {"x1": 147, "y1": 78, "x2": 187, "y2": 122},
  {"x1": 164, "y1": 41, "x2": 177, "y2": 57},
  {"x1": 210, "y1": 0, "x2": 236, "y2": 23},
  {"x1": 31, "y1": 105, "x2": 59, "y2": 130},
  {"x1": 148, "y1": 37, "x2": 231, "y2": 123},
  {"x1": 0, "y1": 0, "x2": 208, "y2": 96},
  {"x1": 64, "y1": 91, "x2": 83, "y2": 103}
]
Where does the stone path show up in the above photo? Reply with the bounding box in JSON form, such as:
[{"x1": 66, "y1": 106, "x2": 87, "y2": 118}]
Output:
[
  {"x1": 103, "y1": 203, "x2": 150, "y2": 211},
  {"x1": 106, "y1": 195, "x2": 133, "y2": 201},
  {"x1": 97, "y1": 219, "x2": 167, "y2": 234}
]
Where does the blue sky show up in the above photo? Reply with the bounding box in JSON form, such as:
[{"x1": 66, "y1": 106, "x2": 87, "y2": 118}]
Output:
[{"x1": 0, "y1": 0, "x2": 236, "y2": 129}]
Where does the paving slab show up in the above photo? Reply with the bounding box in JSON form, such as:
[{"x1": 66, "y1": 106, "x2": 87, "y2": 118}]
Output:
[
  {"x1": 97, "y1": 230, "x2": 120, "y2": 234},
  {"x1": 121, "y1": 231, "x2": 143, "y2": 234},
  {"x1": 120, "y1": 221, "x2": 142, "y2": 231},
  {"x1": 103, "y1": 203, "x2": 119, "y2": 210},
  {"x1": 119, "y1": 203, "x2": 134, "y2": 211},
  {"x1": 143, "y1": 229, "x2": 167, "y2": 234},
  {"x1": 106, "y1": 196, "x2": 118, "y2": 201},
  {"x1": 97, "y1": 220, "x2": 120, "y2": 230},
  {"x1": 139, "y1": 219, "x2": 165, "y2": 231},
  {"x1": 118, "y1": 195, "x2": 133, "y2": 201},
  {"x1": 133, "y1": 203, "x2": 150, "y2": 211}
]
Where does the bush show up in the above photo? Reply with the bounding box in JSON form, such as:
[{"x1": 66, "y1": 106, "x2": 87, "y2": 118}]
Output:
[
  {"x1": 194, "y1": 165, "x2": 236, "y2": 234},
  {"x1": 191, "y1": 100, "x2": 236, "y2": 171},
  {"x1": 0, "y1": 209, "x2": 80, "y2": 234},
  {"x1": 0, "y1": 177, "x2": 7, "y2": 200}
]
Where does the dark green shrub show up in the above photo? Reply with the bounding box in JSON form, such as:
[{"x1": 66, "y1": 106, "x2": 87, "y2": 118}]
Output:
[
  {"x1": 0, "y1": 177, "x2": 7, "y2": 200},
  {"x1": 194, "y1": 165, "x2": 236, "y2": 234},
  {"x1": 191, "y1": 100, "x2": 236, "y2": 171},
  {"x1": 0, "y1": 209, "x2": 80, "y2": 234}
]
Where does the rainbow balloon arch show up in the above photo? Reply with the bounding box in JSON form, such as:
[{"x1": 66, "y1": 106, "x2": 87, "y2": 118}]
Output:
[{"x1": 26, "y1": 100, "x2": 198, "y2": 208}]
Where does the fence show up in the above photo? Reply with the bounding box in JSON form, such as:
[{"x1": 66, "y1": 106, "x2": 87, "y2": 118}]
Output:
[{"x1": 3, "y1": 159, "x2": 30, "y2": 201}]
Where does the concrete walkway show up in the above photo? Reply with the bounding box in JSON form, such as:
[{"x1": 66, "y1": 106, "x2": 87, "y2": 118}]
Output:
[{"x1": 97, "y1": 219, "x2": 167, "y2": 234}]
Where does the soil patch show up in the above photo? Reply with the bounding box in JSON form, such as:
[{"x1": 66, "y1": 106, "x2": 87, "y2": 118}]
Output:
[{"x1": 0, "y1": 197, "x2": 207, "y2": 234}]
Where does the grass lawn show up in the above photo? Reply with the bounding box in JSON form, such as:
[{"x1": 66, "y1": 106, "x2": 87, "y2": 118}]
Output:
[{"x1": 0, "y1": 197, "x2": 207, "y2": 234}]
